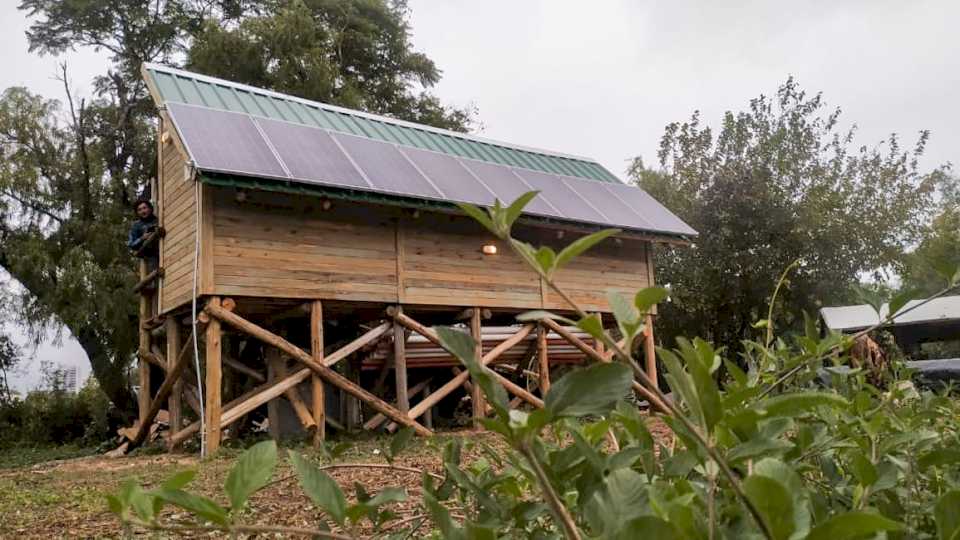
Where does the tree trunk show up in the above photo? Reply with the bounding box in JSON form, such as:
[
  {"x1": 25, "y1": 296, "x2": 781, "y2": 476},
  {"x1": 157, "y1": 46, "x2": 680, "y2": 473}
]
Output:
[{"x1": 74, "y1": 325, "x2": 137, "y2": 422}]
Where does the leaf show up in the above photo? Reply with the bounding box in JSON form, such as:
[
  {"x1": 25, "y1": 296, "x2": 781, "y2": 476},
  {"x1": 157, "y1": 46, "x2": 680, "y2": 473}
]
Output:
[
  {"x1": 455, "y1": 202, "x2": 498, "y2": 237},
  {"x1": 515, "y1": 310, "x2": 574, "y2": 324},
  {"x1": 613, "y1": 516, "x2": 682, "y2": 540},
  {"x1": 534, "y1": 245, "x2": 557, "y2": 276},
  {"x1": 744, "y1": 474, "x2": 795, "y2": 540},
  {"x1": 153, "y1": 488, "x2": 230, "y2": 526},
  {"x1": 848, "y1": 452, "x2": 877, "y2": 487},
  {"x1": 389, "y1": 427, "x2": 415, "y2": 459},
  {"x1": 105, "y1": 494, "x2": 123, "y2": 517},
  {"x1": 932, "y1": 259, "x2": 960, "y2": 287},
  {"x1": 887, "y1": 289, "x2": 915, "y2": 321},
  {"x1": 659, "y1": 348, "x2": 705, "y2": 429},
  {"x1": 935, "y1": 491, "x2": 960, "y2": 540},
  {"x1": 544, "y1": 362, "x2": 633, "y2": 418},
  {"x1": 585, "y1": 468, "x2": 649, "y2": 535},
  {"x1": 608, "y1": 290, "x2": 642, "y2": 341},
  {"x1": 681, "y1": 341, "x2": 723, "y2": 433},
  {"x1": 364, "y1": 486, "x2": 407, "y2": 508},
  {"x1": 805, "y1": 511, "x2": 903, "y2": 540},
  {"x1": 635, "y1": 286, "x2": 669, "y2": 313},
  {"x1": 753, "y1": 392, "x2": 848, "y2": 417},
  {"x1": 224, "y1": 440, "x2": 277, "y2": 511},
  {"x1": 554, "y1": 228, "x2": 620, "y2": 270},
  {"x1": 503, "y1": 191, "x2": 540, "y2": 231},
  {"x1": 435, "y1": 326, "x2": 509, "y2": 417},
  {"x1": 423, "y1": 492, "x2": 463, "y2": 540},
  {"x1": 576, "y1": 313, "x2": 605, "y2": 341},
  {"x1": 289, "y1": 451, "x2": 347, "y2": 525},
  {"x1": 161, "y1": 470, "x2": 197, "y2": 491},
  {"x1": 919, "y1": 448, "x2": 960, "y2": 471}
]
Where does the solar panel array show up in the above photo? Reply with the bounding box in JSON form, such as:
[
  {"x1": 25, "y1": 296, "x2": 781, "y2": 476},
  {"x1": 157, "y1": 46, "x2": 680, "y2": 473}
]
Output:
[{"x1": 167, "y1": 102, "x2": 696, "y2": 236}]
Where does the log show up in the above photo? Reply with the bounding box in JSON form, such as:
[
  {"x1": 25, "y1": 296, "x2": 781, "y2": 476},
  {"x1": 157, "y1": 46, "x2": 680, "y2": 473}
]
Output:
[
  {"x1": 166, "y1": 318, "x2": 182, "y2": 437},
  {"x1": 537, "y1": 324, "x2": 550, "y2": 394},
  {"x1": 644, "y1": 314, "x2": 657, "y2": 388},
  {"x1": 134, "y1": 227, "x2": 165, "y2": 257},
  {"x1": 133, "y1": 267, "x2": 164, "y2": 293},
  {"x1": 138, "y1": 262, "x2": 151, "y2": 425},
  {"x1": 223, "y1": 355, "x2": 266, "y2": 383},
  {"x1": 470, "y1": 308, "x2": 485, "y2": 427},
  {"x1": 393, "y1": 308, "x2": 409, "y2": 413},
  {"x1": 205, "y1": 297, "x2": 222, "y2": 453},
  {"x1": 129, "y1": 329, "x2": 195, "y2": 447},
  {"x1": 396, "y1": 319, "x2": 536, "y2": 421},
  {"x1": 539, "y1": 318, "x2": 670, "y2": 413},
  {"x1": 140, "y1": 350, "x2": 166, "y2": 371},
  {"x1": 323, "y1": 322, "x2": 391, "y2": 367},
  {"x1": 311, "y1": 300, "x2": 325, "y2": 446},
  {"x1": 204, "y1": 304, "x2": 431, "y2": 436}
]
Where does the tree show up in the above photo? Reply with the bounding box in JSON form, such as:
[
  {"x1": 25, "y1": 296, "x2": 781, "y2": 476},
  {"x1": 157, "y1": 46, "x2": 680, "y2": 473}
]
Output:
[
  {"x1": 633, "y1": 78, "x2": 949, "y2": 352},
  {"x1": 901, "y1": 177, "x2": 959, "y2": 296},
  {"x1": 5, "y1": 0, "x2": 470, "y2": 416},
  {"x1": 186, "y1": 0, "x2": 473, "y2": 131},
  {"x1": 0, "y1": 333, "x2": 22, "y2": 402}
]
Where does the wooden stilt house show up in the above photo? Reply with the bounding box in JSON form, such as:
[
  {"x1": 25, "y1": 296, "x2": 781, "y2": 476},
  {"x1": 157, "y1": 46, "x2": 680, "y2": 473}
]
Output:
[{"x1": 131, "y1": 63, "x2": 696, "y2": 452}]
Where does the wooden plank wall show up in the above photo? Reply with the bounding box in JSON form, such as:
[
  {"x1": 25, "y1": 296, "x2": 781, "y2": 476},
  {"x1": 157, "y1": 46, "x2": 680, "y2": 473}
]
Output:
[
  {"x1": 159, "y1": 122, "x2": 197, "y2": 313},
  {"x1": 163, "y1": 187, "x2": 651, "y2": 314}
]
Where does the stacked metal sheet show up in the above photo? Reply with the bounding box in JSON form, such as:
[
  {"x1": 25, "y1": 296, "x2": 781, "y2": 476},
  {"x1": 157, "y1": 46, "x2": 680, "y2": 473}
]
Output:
[{"x1": 166, "y1": 101, "x2": 697, "y2": 237}]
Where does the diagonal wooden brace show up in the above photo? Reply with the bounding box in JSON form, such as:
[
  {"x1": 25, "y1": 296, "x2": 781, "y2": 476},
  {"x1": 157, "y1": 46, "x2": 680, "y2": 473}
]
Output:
[
  {"x1": 539, "y1": 317, "x2": 670, "y2": 413},
  {"x1": 129, "y1": 329, "x2": 195, "y2": 448},
  {"x1": 391, "y1": 312, "x2": 541, "y2": 419},
  {"x1": 204, "y1": 304, "x2": 431, "y2": 436}
]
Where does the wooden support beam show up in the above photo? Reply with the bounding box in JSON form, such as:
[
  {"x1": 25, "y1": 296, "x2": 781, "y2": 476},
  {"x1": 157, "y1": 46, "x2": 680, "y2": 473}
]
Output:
[
  {"x1": 129, "y1": 329, "x2": 194, "y2": 447},
  {"x1": 137, "y1": 260, "x2": 151, "y2": 426},
  {"x1": 204, "y1": 304, "x2": 431, "y2": 436},
  {"x1": 133, "y1": 267, "x2": 164, "y2": 293},
  {"x1": 392, "y1": 318, "x2": 537, "y2": 421},
  {"x1": 393, "y1": 307, "x2": 409, "y2": 414},
  {"x1": 311, "y1": 300, "x2": 325, "y2": 447},
  {"x1": 323, "y1": 322, "x2": 391, "y2": 368},
  {"x1": 204, "y1": 297, "x2": 223, "y2": 454},
  {"x1": 166, "y1": 318, "x2": 182, "y2": 437},
  {"x1": 170, "y1": 367, "x2": 312, "y2": 447},
  {"x1": 470, "y1": 308, "x2": 485, "y2": 428},
  {"x1": 223, "y1": 355, "x2": 266, "y2": 383},
  {"x1": 539, "y1": 318, "x2": 670, "y2": 414},
  {"x1": 140, "y1": 350, "x2": 166, "y2": 371},
  {"x1": 644, "y1": 314, "x2": 658, "y2": 389},
  {"x1": 537, "y1": 324, "x2": 550, "y2": 395},
  {"x1": 423, "y1": 381, "x2": 433, "y2": 429}
]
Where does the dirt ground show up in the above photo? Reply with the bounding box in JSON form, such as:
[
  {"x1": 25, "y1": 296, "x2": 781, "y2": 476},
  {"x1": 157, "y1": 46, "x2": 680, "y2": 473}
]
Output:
[{"x1": 0, "y1": 419, "x2": 673, "y2": 539}]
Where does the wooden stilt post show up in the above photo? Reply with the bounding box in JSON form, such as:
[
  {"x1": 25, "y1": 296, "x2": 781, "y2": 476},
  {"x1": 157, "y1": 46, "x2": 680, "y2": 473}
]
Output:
[
  {"x1": 537, "y1": 323, "x2": 550, "y2": 395},
  {"x1": 165, "y1": 317, "x2": 182, "y2": 436},
  {"x1": 470, "y1": 307, "x2": 485, "y2": 427},
  {"x1": 137, "y1": 260, "x2": 151, "y2": 427},
  {"x1": 644, "y1": 313, "x2": 657, "y2": 389},
  {"x1": 423, "y1": 381, "x2": 433, "y2": 429},
  {"x1": 266, "y1": 349, "x2": 281, "y2": 441},
  {"x1": 311, "y1": 300, "x2": 325, "y2": 447},
  {"x1": 393, "y1": 306, "x2": 409, "y2": 414},
  {"x1": 204, "y1": 296, "x2": 222, "y2": 454}
]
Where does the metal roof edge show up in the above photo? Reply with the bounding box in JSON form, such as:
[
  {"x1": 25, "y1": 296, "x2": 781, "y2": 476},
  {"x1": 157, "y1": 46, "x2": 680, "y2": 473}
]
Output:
[{"x1": 142, "y1": 62, "x2": 612, "y2": 171}]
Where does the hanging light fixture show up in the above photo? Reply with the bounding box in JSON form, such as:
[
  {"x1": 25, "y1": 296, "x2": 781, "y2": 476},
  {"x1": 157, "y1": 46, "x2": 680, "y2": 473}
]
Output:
[{"x1": 482, "y1": 243, "x2": 498, "y2": 255}]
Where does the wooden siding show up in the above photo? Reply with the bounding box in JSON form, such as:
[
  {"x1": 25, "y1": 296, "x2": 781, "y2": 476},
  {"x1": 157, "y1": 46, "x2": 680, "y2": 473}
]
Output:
[
  {"x1": 180, "y1": 187, "x2": 653, "y2": 314},
  {"x1": 158, "y1": 119, "x2": 197, "y2": 313}
]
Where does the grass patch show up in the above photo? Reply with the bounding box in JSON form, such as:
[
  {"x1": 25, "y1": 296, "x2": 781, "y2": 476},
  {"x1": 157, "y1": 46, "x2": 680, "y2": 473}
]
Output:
[{"x1": 0, "y1": 444, "x2": 98, "y2": 469}]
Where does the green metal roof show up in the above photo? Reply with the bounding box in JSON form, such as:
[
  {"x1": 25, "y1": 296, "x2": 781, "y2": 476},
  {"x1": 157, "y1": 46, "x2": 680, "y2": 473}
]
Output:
[{"x1": 142, "y1": 63, "x2": 620, "y2": 183}]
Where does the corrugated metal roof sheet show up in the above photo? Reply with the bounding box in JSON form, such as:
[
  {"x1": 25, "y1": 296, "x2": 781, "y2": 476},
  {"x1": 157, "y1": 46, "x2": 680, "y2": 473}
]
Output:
[
  {"x1": 820, "y1": 295, "x2": 960, "y2": 331},
  {"x1": 142, "y1": 63, "x2": 620, "y2": 183}
]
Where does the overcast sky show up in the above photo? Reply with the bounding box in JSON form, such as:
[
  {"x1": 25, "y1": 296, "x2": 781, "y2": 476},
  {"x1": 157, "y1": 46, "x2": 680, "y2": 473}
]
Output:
[{"x1": 1, "y1": 0, "x2": 957, "y2": 391}]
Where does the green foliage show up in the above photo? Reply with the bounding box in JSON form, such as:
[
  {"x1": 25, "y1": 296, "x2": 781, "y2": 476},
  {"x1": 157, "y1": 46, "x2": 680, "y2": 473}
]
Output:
[
  {"x1": 632, "y1": 78, "x2": 950, "y2": 353},
  {"x1": 0, "y1": 377, "x2": 115, "y2": 447},
  {"x1": 186, "y1": 0, "x2": 473, "y2": 131}
]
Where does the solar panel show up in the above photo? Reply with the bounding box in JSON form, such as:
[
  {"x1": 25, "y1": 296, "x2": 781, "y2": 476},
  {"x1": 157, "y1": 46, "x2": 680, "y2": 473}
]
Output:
[
  {"x1": 167, "y1": 102, "x2": 288, "y2": 179},
  {"x1": 458, "y1": 160, "x2": 559, "y2": 217},
  {"x1": 165, "y1": 102, "x2": 696, "y2": 237},
  {"x1": 512, "y1": 169, "x2": 608, "y2": 225},
  {"x1": 332, "y1": 133, "x2": 443, "y2": 199},
  {"x1": 255, "y1": 117, "x2": 370, "y2": 189},
  {"x1": 561, "y1": 175, "x2": 656, "y2": 231},
  {"x1": 399, "y1": 147, "x2": 496, "y2": 206},
  {"x1": 603, "y1": 182, "x2": 697, "y2": 236}
]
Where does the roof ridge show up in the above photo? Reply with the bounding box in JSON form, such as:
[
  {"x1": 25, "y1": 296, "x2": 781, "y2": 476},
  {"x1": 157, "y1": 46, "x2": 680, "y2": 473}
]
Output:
[{"x1": 143, "y1": 62, "x2": 607, "y2": 167}]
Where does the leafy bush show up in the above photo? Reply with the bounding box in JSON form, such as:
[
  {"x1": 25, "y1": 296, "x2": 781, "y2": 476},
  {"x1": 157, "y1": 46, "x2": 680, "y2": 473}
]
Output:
[
  {"x1": 109, "y1": 193, "x2": 960, "y2": 538},
  {"x1": 0, "y1": 377, "x2": 115, "y2": 448}
]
